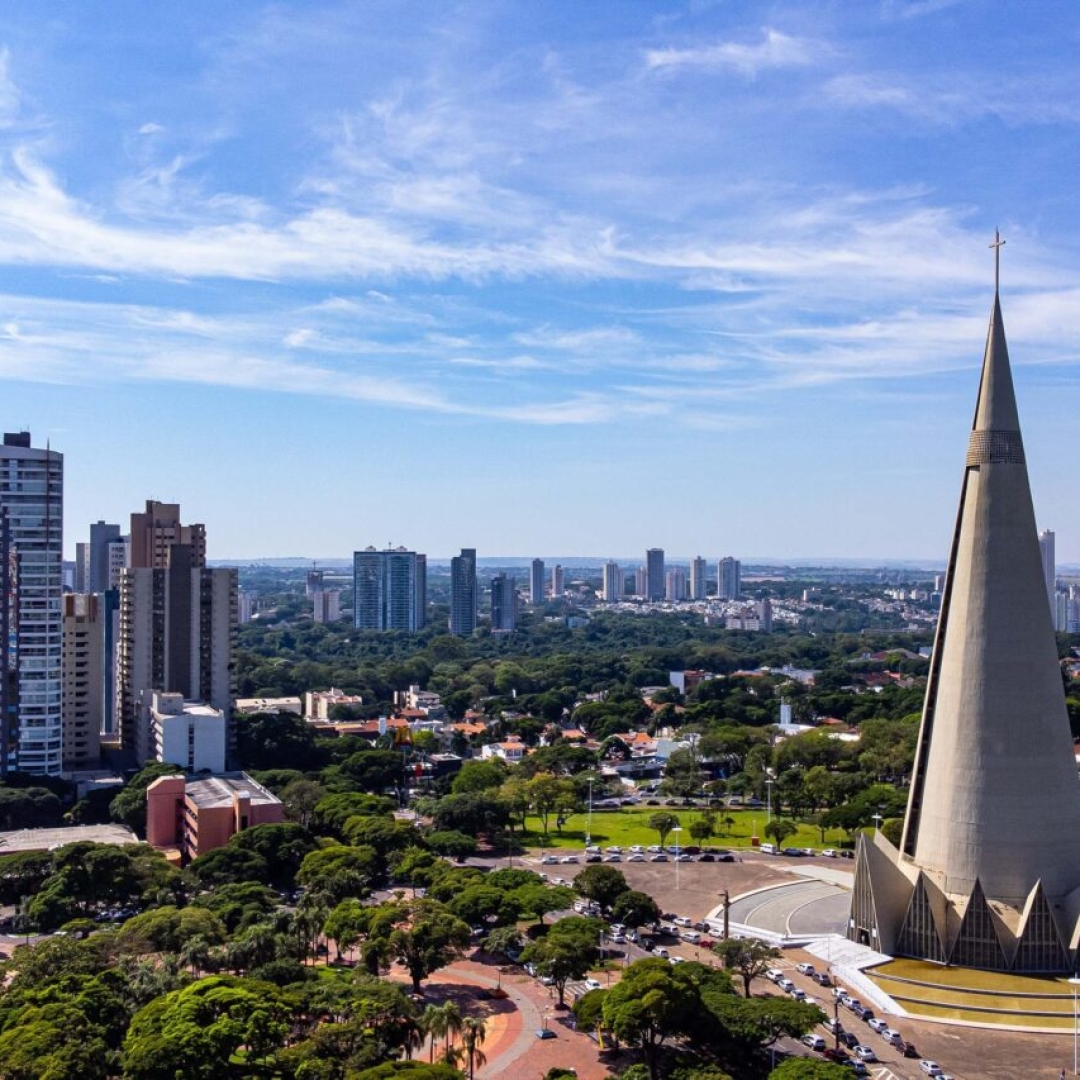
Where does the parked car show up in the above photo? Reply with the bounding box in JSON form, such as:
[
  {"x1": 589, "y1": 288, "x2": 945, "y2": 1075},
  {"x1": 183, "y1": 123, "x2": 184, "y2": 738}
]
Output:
[
  {"x1": 812, "y1": 971, "x2": 833, "y2": 987},
  {"x1": 782, "y1": 847, "x2": 805, "y2": 857},
  {"x1": 541, "y1": 855, "x2": 558, "y2": 864},
  {"x1": 866, "y1": 1019, "x2": 888, "y2": 1035},
  {"x1": 853, "y1": 1005, "x2": 874, "y2": 1021},
  {"x1": 853, "y1": 1046, "x2": 878, "y2": 1063},
  {"x1": 900, "y1": 1041, "x2": 920, "y2": 1058},
  {"x1": 673, "y1": 915, "x2": 693, "y2": 927},
  {"x1": 627, "y1": 853, "x2": 645, "y2": 862},
  {"x1": 822, "y1": 1047, "x2": 850, "y2": 1063},
  {"x1": 918, "y1": 1063, "x2": 943, "y2": 1077},
  {"x1": 824, "y1": 1017, "x2": 843, "y2": 1035},
  {"x1": 822, "y1": 849, "x2": 838, "y2": 858},
  {"x1": 766, "y1": 969, "x2": 784, "y2": 983},
  {"x1": 605, "y1": 854, "x2": 622, "y2": 862},
  {"x1": 778, "y1": 978, "x2": 796, "y2": 992},
  {"x1": 698, "y1": 853, "x2": 715, "y2": 862},
  {"x1": 802, "y1": 1034, "x2": 826, "y2": 1051},
  {"x1": 839, "y1": 1031, "x2": 860, "y2": 1050},
  {"x1": 584, "y1": 978, "x2": 603, "y2": 991},
  {"x1": 653, "y1": 946, "x2": 669, "y2": 958},
  {"x1": 585, "y1": 855, "x2": 602, "y2": 863},
  {"x1": 796, "y1": 962, "x2": 816, "y2": 976},
  {"x1": 680, "y1": 930, "x2": 702, "y2": 944},
  {"x1": 885, "y1": 1028, "x2": 903, "y2": 1045},
  {"x1": 651, "y1": 853, "x2": 669, "y2": 862}
]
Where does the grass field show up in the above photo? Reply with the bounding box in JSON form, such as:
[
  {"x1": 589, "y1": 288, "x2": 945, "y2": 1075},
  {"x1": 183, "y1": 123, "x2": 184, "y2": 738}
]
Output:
[{"x1": 519, "y1": 807, "x2": 852, "y2": 852}]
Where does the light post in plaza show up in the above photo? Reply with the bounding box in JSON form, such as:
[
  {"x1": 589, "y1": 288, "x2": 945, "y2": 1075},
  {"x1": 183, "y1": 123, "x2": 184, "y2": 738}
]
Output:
[
  {"x1": 1069, "y1": 976, "x2": 1080, "y2": 1075},
  {"x1": 673, "y1": 825, "x2": 683, "y2": 890}
]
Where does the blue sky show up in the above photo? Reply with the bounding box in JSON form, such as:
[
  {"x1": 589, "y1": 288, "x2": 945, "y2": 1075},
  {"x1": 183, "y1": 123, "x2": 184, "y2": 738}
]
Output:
[{"x1": 1, "y1": 1, "x2": 1078, "y2": 562}]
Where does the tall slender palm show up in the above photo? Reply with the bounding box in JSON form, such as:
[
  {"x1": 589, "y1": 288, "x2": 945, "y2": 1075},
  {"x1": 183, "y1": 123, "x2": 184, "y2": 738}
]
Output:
[
  {"x1": 180, "y1": 934, "x2": 211, "y2": 977},
  {"x1": 461, "y1": 1016, "x2": 488, "y2": 1080},
  {"x1": 422, "y1": 1004, "x2": 448, "y2": 1064},
  {"x1": 440, "y1": 1001, "x2": 463, "y2": 1062}
]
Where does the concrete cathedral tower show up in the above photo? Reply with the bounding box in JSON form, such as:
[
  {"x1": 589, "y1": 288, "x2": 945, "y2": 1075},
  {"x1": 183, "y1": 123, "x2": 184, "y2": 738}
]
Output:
[{"x1": 849, "y1": 240, "x2": 1080, "y2": 972}]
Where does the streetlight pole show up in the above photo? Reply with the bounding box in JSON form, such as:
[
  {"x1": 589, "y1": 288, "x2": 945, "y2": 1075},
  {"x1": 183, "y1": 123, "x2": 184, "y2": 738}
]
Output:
[
  {"x1": 872, "y1": 813, "x2": 883, "y2": 834},
  {"x1": 674, "y1": 825, "x2": 683, "y2": 891},
  {"x1": 586, "y1": 777, "x2": 594, "y2": 848},
  {"x1": 765, "y1": 778, "x2": 774, "y2": 824},
  {"x1": 1069, "y1": 977, "x2": 1080, "y2": 1075}
]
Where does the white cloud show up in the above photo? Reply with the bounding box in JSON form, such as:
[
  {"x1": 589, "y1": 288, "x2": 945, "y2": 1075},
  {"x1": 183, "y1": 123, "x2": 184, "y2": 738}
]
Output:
[{"x1": 644, "y1": 28, "x2": 822, "y2": 76}]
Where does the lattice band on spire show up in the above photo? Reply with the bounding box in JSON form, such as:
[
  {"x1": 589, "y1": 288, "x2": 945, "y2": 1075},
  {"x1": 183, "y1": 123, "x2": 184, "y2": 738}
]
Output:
[{"x1": 966, "y1": 429, "x2": 1025, "y2": 466}]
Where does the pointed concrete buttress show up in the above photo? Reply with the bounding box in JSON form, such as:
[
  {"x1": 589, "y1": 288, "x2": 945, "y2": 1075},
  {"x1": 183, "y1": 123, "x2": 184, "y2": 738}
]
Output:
[{"x1": 901, "y1": 288, "x2": 1080, "y2": 907}]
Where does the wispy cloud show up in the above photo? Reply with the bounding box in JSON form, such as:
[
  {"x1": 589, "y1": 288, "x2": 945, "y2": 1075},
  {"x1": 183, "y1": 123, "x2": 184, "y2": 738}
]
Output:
[{"x1": 644, "y1": 28, "x2": 823, "y2": 76}]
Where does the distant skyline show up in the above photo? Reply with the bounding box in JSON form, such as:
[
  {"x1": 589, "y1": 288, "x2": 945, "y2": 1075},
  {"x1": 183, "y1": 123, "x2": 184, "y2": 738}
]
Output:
[{"x1": 1, "y1": 3, "x2": 1078, "y2": 561}]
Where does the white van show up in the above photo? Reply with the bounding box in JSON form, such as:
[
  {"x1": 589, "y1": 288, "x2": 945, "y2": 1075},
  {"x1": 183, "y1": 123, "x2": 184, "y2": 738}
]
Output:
[{"x1": 760, "y1": 842, "x2": 777, "y2": 855}]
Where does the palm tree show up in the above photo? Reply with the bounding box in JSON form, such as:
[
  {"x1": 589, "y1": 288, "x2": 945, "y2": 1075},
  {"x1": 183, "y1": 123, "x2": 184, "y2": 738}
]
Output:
[
  {"x1": 439, "y1": 1001, "x2": 463, "y2": 1062},
  {"x1": 180, "y1": 934, "x2": 211, "y2": 976},
  {"x1": 421, "y1": 1004, "x2": 447, "y2": 1063},
  {"x1": 461, "y1": 1016, "x2": 488, "y2": 1080}
]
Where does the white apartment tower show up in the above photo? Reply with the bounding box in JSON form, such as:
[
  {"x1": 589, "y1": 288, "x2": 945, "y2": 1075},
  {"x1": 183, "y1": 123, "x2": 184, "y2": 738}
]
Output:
[
  {"x1": 719, "y1": 556, "x2": 741, "y2": 600},
  {"x1": 1038, "y1": 529, "x2": 1058, "y2": 630},
  {"x1": 665, "y1": 567, "x2": 687, "y2": 602},
  {"x1": 601, "y1": 561, "x2": 624, "y2": 602},
  {"x1": 551, "y1": 564, "x2": 565, "y2": 598},
  {"x1": 0, "y1": 433, "x2": 64, "y2": 775}
]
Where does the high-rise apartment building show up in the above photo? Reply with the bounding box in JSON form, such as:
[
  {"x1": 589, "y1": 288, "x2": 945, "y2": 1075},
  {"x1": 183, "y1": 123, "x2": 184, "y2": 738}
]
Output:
[
  {"x1": 353, "y1": 547, "x2": 426, "y2": 632},
  {"x1": 529, "y1": 559, "x2": 545, "y2": 605},
  {"x1": 0, "y1": 433, "x2": 64, "y2": 775},
  {"x1": 312, "y1": 589, "x2": 340, "y2": 625},
  {"x1": 645, "y1": 548, "x2": 665, "y2": 601},
  {"x1": 690, "y1": 556, "x2": 707, "y2": 601},
  {"x1": 118, "y1": 504, "x2": 236, "y2": 765},
  {"x1": 490, "y1": 574, "x2": 517, "y2": 631},
  {"x1": 1, "y1": 509, "x2": 16, "y2": 773},
  {"x1": 130, "y1": 501, "x2": 206, "y2": 571},
  {"x1": 62, "y1": 593, "x2": 103, "y2": 770},
  {"x1": 601, "y1": 561, "x2": 624, "y2": 602},
  {"x1": 551, "y1": 564, "x2": 565, "y2": 598},
  {"x1": 306, "y1": 569, "x2": 324, "y2": 599},
  {"x1": 74, "y1": 542, "x2": 90, "y2": 593},
  {"x1": 450, "y1": 549, "x2": 477, "y2": 636},
  {"x1": 719, "y1": 556, "x2": 741, "y2": 600},
  {"x1": 1038, "y1": 529, "x2": 1058, "y2": 630},
  {"x1": 634, "y1": 566, "x2": 647, "y2": 596},
  {"x1": 89, "y1": 520, "x2": 122, "y2": 593},
  {"x1": 665, "y1": 567, "x2": 687, "y2": 602}
]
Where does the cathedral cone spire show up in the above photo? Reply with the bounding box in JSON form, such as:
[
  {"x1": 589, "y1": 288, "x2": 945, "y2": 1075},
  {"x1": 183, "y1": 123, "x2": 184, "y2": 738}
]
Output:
[{"x1": 850, "y1": 246, "x2": 1080, "y2": 972}]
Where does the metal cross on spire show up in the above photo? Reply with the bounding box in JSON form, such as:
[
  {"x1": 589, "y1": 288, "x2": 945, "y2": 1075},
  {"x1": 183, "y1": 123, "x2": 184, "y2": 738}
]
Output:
[{"x1": 990, "y1": 230, "x2": 1005, "y2": 293}]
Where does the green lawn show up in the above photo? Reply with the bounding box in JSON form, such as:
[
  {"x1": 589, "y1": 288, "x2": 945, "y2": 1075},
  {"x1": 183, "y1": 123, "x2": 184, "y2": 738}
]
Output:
[{"x1": 520, "y1": 807, "x2": 851, "y2": 852}]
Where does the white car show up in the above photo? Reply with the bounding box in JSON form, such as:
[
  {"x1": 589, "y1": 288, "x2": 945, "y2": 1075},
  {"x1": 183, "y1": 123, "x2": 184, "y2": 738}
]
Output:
[
  {"x1": 668, "y1": 956, "x2": 685, "y2": 965},
  {"x1": 628, "y1": 853, "x2": 645, "y2": 862},
  {"x1": 885, "y1": 1028, "x2": 903, "y2": 1045},
  {"x1": 796, "y1": 962, "x2": 816, "y2": 976},
  {"x1": 605, "y1": 845, "x2": 622, "y2": 853},
  {"x1": 647, "y1": 844, "x2": 663, "y2": 853},
  {"x1": 822, "y1": 849, "x2": 838, "y2": 858},
  {"x1": 541, "y1": 855, "x2": 558, "y2": 864},
  {"x1": 605, "y1": 854, "x2": 622, "y2": 862},
  {"x1": 789, "y1": 988, "x2": 806, "y2": 1001},
  {"x1": 866, "y1": 1018, "x2": 888, "y2": 1034},
  {"x1": 650, "y1": 853, "x2": 668, "y2": 862},
  {"x1": 801, "y1": 1034, "x2": 826, "y2": 1051},
  {"x1": 673, "y1": 916, "x2": 693, "y2": 927},
  {"x1": 609, "y1": 932, "x2": 626, "y2": 943},
  {"x1": 919, "y1": 1064, "x2": 943, "y2": 1077},
  {"x1": 653, "y1": 946, "x2": 669, "y2": 958},
  {"x1": 559, "y1": 855, "x2": 578, "y2": 864},
  {"x1": 766, "y1": 969, "x2": 784, "y2": 982},
  {"x1": 583, "y1": 978, "x2": 603, "y2": 991},
  {"x1": 778, "y1": 978, "x2": 795, "y2": 992},
  {"x1": 629, "y1": 845, "x2": 643, "y2": 853},
  {"x1": 854, "y1": 1046, "x2": 878, "y2": 1063}
]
